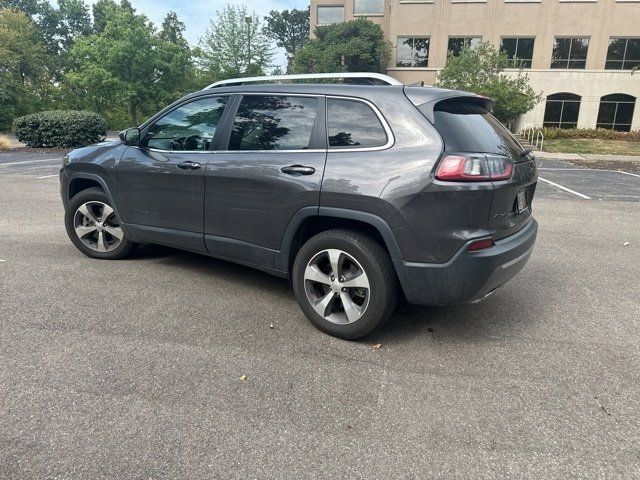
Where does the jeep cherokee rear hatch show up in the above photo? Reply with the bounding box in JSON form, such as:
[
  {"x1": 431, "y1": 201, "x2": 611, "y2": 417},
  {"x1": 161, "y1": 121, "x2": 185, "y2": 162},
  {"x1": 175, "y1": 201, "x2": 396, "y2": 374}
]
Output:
[{"x1": 417, "y1": 95, "x2": 537, "y2": 241}]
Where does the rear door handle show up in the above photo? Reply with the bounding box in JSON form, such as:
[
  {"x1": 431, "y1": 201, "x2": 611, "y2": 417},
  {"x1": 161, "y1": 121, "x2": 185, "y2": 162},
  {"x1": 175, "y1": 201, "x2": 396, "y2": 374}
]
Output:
[
  {"x1": 177, "y1": 161, "x2": 201, "y2": 170},
  {"x1": 280, "y1": 165, "x2": 316, "y2": 176}
]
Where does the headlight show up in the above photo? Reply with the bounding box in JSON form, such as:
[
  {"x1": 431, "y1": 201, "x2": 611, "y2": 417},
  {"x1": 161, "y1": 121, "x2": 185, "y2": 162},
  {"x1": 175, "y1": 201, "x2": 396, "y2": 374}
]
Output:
[{"x1": 62, "y1": 155, "x2": 70, "y2": 167}]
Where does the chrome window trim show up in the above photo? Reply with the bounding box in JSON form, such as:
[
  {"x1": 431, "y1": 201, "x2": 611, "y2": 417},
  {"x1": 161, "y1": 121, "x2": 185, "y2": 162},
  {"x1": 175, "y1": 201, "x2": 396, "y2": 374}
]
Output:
[{"x1": 325, "y1": 95, "x2": 395, "y2": 152}]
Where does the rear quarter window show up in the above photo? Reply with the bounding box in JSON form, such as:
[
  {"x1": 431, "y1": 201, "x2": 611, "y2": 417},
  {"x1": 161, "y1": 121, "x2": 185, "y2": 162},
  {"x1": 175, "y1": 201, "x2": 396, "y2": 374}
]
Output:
[
  {"x1": 327, "y1": 98, "x2": 388, "y2": 149},
  {"x1": 425, "y1": 100, "x2": 525, "y2": 161}
]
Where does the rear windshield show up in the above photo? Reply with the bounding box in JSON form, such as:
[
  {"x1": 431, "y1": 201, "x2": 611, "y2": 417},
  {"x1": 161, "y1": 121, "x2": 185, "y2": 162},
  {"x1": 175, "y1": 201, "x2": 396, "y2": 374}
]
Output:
[{"x1": 425, "y1": 100, "x2": 525, "y2": 161}]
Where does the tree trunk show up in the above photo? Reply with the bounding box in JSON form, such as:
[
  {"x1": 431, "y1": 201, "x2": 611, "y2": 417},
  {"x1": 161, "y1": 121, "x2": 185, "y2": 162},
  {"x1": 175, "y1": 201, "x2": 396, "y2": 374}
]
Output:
[{"x1": 129, "y1": 99, "x2": 138, "y2": 126}]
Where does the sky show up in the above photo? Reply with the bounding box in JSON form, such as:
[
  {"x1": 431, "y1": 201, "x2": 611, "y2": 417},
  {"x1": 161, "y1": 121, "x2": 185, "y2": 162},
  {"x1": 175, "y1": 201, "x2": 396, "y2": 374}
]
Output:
[{"x1": 72, "y1": 0, "x2": 310, "y2": 68}]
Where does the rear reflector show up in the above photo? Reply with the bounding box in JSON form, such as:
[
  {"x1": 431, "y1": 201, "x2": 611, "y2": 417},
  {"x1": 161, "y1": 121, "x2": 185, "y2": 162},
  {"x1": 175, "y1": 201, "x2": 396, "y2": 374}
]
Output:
[
  {"x1": 468, "y1": 238, "x2": 495, "y2": 251},
  {"x1": 435, "y1": 155, "x2": 513, "y2": 182}
]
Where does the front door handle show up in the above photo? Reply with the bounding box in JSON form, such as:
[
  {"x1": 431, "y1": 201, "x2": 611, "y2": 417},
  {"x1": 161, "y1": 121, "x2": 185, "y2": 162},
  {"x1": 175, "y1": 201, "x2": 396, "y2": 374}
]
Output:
[
  {"x1": 177, "y1": 161, "x2": 201, "y2": 170},
  {"x1": 280, "y1": 165, "x2": 316, "y2": 176}
]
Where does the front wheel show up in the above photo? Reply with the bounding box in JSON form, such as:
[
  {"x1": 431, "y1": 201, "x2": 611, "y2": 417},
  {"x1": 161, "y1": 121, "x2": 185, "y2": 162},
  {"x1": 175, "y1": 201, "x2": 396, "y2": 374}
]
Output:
[
  {"x1": 292, "y1": 229, "x2": 399, "y2": 340},
  {"x1": 64, "y1": 187, "x2": 137, "y2": 260}
]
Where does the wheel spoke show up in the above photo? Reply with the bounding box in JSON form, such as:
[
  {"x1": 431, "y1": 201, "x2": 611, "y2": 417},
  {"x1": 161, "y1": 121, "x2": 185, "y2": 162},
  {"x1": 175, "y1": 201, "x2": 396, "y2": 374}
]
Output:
[
  {"x1": 77, "y1": 204, "x2": 98, "y2": 224},
  {"x1": 313, "y1": 291, "x2": 336, "y2": 318},
  {"x1": 97, "y1": 231, "x2": 108, "y2": 252},
  {"x1": 104, "y1": 225, "x2": 124, "y2": 241},
  {"x1": 75, "y1": 225, "x2": 97, "y2": 238},
  {"x1": 100, "y1": 204, "x2": 114, "y2": 224},
  {"x1": 342, "y1": 272, "x2": 369, "y2": 290},
  {"x1": 304, "y1": 265, "x2": 332, "y2": 285},
  {"x1": 327, "y1": 249, "x2": 342, "y2": 278},
  {"x1": 340, "y1": 291, "x2": 362, "y2": 323}
]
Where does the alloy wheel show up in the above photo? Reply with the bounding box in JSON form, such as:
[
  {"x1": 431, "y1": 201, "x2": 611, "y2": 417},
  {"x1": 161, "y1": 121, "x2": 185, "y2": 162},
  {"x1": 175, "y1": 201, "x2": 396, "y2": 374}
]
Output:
[
  {"x1": 303, "y1": 248, "x2": 370, "y2": 325},
  {"x1": 73, "y1": 201, "x2": 123, "y2": 253}
]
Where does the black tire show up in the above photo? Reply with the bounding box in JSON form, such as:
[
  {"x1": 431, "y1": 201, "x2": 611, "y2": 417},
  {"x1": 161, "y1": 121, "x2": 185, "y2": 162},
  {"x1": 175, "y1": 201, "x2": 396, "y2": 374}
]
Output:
[
  {"x1": 64, "y1": 187, "x2": 137, "y2": 260},
  {"x1": 292, "y1": 229, "x2": 399, "y2": 340}
]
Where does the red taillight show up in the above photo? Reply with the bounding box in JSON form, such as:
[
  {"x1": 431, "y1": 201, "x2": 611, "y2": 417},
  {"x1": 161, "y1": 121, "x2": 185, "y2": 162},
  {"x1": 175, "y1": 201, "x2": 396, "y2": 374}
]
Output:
[
  {"x1": 468, "y1": 238, "x2": 495, "y2": 251},
  {"x1": 435, "y1": 155, "x2": 513, "y2": 182}
]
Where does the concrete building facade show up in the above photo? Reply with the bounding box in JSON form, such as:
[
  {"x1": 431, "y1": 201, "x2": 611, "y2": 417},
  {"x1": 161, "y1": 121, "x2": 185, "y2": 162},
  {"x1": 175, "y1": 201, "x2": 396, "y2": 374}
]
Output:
[{"x1": 310, "y1": 0, "x2": 640, "y2": 131}]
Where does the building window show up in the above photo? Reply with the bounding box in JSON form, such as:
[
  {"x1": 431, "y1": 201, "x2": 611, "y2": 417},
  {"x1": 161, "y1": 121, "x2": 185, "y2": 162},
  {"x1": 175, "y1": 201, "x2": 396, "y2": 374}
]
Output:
[
  {"x1": 447, "y1": 36, "x2": 481, "y2": 57},
  {"x1": 596, "y1": 94, "x2": 636, "y2": 131},
  {"x1": 317, "y1": 6, "x2": 344, "y2": 25},
  {"x1": 396, "y1": 37, "x2": 430, "y2": 67},
  {"x1": 543, "y1": 93, "x2": 581, "y2": 129},
  {"x1": 605, "y1": 38, "x2": 640, "y2": 70},
  {"x1": 551, "y1": 37, "x2": 589, "y2": 69},
  {"x1": 500, "y1": 37, "x2": 534, "y2": 68},
  {"x1": 354, "y1": 0, "x2": 384, "y2": 15}
]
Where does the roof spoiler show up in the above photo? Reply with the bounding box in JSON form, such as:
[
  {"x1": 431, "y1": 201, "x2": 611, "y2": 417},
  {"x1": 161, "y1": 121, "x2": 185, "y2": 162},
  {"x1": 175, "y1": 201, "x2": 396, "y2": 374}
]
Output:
[{"x1": 405, "y1": 88, "x2": 493, "y2": 123}]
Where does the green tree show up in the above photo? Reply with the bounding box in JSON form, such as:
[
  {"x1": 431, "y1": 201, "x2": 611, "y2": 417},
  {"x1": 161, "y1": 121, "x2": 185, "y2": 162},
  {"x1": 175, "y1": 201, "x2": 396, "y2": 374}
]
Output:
[
  {"x1": 0, "y1": 8, "x2": 48, "y2": 129},
  {"x1": 293, "y1": 18, "x2": 391, "y2": 74},
  {"x1": 199, "y1": 4, "x2": 273, "y2": 79},
  {"x1": 156, "y1": 11, "x2": 197, "y2": 106},
  {"x1": 437, "y1": 42, "x2": 541, "y2": 123},
  {"x1": 66, "y1": 4, "x2": 159, "y2": 126},
  {"x1": 263, "y1": 8, "x2": 309, "y2": 73},
  {"x1": 91, "y1": 0, "x2": 117, "y2": 34}
]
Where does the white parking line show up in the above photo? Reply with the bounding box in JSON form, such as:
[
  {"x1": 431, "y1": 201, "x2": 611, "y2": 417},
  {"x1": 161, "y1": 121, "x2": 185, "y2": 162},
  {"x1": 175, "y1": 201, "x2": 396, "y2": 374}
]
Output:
[
  {"x1": 539, "y1": 167, "x2": 640, "y2": 178},
  {"x1": 538, "y1": 177, "x2": 592, "y2": 199},
  {"x1": 0, "y1": 158, "x2": 62, "y2": 166},
  {"x1": 36, "y1": 174, "x2": 58, "y2": 179}
]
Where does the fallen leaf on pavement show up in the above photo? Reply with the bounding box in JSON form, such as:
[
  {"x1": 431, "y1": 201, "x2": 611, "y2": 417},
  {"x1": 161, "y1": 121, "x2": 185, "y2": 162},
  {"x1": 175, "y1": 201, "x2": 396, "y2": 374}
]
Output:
[
  {"x1": 239, "y1": 375, "x2": 247, "y2": 381},
  {"x1": 622, "y1": 242, "x2": 630, "y2": 246},
  {"x1": 372, "y1": 343, "x2": 383, "y2": 350},
  {"x1": 269, "y1": 323, "x2": 274, "y2": 329}
]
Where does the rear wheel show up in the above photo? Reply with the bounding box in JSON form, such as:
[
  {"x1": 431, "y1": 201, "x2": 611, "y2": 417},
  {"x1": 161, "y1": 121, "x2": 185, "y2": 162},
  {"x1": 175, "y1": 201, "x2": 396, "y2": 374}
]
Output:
[
  {"x1": 65, "y1": 187, "x2": 136, "y2": 259},
  {"x1": 292, "y1": 229, "x2": 398, "y2": 340}
]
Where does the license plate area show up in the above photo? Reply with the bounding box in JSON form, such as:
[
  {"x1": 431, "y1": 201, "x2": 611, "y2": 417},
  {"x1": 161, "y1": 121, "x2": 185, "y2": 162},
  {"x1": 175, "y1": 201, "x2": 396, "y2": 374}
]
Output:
[{"x1": 516, "y1": 189, "x2": 528, "y2": 213}]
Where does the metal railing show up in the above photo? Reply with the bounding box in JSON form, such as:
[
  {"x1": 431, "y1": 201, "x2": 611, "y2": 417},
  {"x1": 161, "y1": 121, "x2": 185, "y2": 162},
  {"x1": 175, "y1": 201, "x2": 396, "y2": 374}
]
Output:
[{"x1": 520, "y1": 125, "x2": 544, "y2": 151}]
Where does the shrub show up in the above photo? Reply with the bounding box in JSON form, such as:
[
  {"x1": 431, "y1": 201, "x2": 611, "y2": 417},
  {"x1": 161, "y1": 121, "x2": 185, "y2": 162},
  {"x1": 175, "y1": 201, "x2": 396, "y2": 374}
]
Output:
[
  {"x1": 534, "y1": 127, "x2": 640, "y2": 142},
  {"x1": 0, "y1": 134, "x2": 11, "y2": 150},
  {"x1": 12, "y1": 110, "x2": 107, "y2": 148}
]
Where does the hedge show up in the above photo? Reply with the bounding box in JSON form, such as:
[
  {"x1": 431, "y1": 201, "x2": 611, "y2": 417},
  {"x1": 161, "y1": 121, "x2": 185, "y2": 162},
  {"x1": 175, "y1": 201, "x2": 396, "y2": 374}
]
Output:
[
  {"x1": 13, "y1": 110, "x2": 107, "y2": 148},
  {"x1": 534, "y1": 127, "x2": 640, "y2": 142}
]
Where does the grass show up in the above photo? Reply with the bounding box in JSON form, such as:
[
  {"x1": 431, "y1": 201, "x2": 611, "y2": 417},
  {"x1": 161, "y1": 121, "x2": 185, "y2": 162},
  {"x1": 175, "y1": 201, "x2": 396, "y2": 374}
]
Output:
[
  {"x1": 543, "y1": 138, "x2": 640, "y2": 156},
  {"x1": 0, "y1": 134, "x2": 12, "y2": 151}
]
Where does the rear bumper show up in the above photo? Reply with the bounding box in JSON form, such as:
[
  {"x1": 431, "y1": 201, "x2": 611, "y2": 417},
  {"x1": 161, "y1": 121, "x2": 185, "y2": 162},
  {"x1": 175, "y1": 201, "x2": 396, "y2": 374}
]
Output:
[{"x1": 394, "y1": 218, "x2": 538, "y2": 306}]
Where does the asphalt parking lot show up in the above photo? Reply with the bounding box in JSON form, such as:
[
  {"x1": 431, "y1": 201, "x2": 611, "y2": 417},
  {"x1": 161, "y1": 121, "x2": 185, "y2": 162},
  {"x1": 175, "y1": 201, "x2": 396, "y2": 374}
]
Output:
[{"x1": 1, "y1": 151, "x2": 640, "y2": 478}]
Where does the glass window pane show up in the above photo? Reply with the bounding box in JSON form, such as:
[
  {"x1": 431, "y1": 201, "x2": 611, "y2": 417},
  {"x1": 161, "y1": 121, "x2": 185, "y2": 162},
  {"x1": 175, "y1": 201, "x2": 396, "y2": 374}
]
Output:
[
  {"x1": 318, "y1": 6, "x2": 343, "y2": 25},
  {"x1": 552, "y1": 38, "x2": 571, "y2": 61},
  {"x1": 518, "y1": 38, "x2": 535, "y2": 59},
  {"x1": 616, "y1": 102, "x2": 635, "y2": 125},
  {"x1": 468, "y1": 37, "x2": 482, "y2": 49},
  {"x1": 543, "y1": 101, "x2": 562, "y2": 124},
  {"x1": 570, "y1": 38, "x2": 589, "y2": 60},
  {"x1": 568, "y1": 60, "x2": 586, "y2": 69},
  {"x1": 501, "y1": 38, "x2": 518, "y2": 59},
  {"x1": 561, "y1": 101, "x2": 580, "y2": 126},
  {"x1": 354, "y1": 0, "x2": 384, "y2": 15},
  {"x1": 146, "y1": 96, "x2": 228, "y2": 151},
  {"x1": 606, "y1": 38, "x2": 626, "y2": 61},
  {"x1": 229, "y1": 96, "x2": 318, "y2": 151},
  {"x1": 448, "y1": 38, "x2": 465, "y2": 56},
  {"x1": 396, "y1": 37, "x2": 413, "y2": 67},
  {"x1": 597, "y1": 102, "x2": 616, "y2": 125},
  {"x1": 627, "y1": 39, "x2": 640, "y2": 61},
  {"x1": 605, "y1": 60, "x2": 623, "y2": 70},
  {"x1": 550, "y1": 59, "x2": 567, "y2": 69},
  {"x1": 328, "y1": 99, "x2": 387, "y2": 148},
  {"x1": 414, "y1": 37, "x2": 429, "y2": 67}
]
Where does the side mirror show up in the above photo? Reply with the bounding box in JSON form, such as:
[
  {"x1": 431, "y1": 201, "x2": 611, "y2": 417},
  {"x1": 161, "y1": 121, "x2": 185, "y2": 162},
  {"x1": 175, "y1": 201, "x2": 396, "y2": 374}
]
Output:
[{"x1": 119, "y1": 128, "x2": 141, "y2": 146}]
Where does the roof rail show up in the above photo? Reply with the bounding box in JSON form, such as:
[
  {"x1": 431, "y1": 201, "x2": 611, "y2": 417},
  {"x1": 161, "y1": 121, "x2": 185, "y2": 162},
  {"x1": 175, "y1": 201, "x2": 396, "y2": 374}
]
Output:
[{"x1": 203, "y1": 72, "x2": 404, "y2": 89}]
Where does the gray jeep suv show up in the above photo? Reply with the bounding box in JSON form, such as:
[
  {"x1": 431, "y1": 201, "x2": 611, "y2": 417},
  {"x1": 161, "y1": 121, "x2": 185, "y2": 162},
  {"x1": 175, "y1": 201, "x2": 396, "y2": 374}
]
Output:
[{"x1": 60, "y1": 73, "x2": 538, "y2": 339}]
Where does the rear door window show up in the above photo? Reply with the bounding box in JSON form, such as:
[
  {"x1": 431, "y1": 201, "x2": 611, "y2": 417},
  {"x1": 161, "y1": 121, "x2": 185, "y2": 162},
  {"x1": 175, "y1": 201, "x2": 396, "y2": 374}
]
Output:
[
  {"x1": 427, "y1": 100, "x2": 525, "y2": 160},
  {"x1": 327, "y1": 98, "x2": 388, "y2": 149},
  {"x1": 228, "y1": 95, "x2": 318, "y2": 151}
]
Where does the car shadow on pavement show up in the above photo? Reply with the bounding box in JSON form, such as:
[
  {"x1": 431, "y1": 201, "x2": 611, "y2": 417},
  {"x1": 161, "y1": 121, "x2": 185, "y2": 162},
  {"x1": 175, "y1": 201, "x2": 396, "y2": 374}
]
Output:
[{"x1": 123, "y1": 244, "x2": 537, "y2": 344}]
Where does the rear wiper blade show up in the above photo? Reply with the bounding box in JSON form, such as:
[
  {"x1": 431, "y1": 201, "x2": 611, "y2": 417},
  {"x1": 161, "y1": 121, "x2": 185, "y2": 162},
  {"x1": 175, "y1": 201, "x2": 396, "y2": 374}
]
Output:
[{"x1": 520, "y1": 148, "x2": 534, "y2": 158}]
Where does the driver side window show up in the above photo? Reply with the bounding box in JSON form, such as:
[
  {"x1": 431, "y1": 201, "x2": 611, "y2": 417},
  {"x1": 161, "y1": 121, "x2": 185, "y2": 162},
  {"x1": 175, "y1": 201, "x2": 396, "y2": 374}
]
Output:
[{"x1": 146, "y1": 96, "x2": 228, "y2": 151}]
